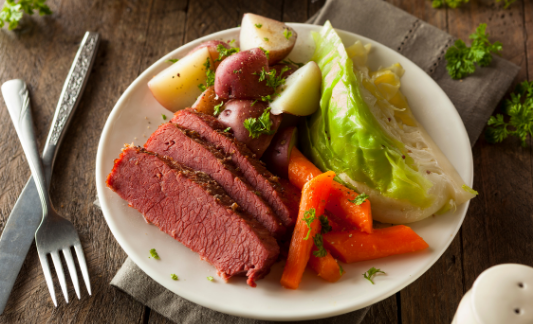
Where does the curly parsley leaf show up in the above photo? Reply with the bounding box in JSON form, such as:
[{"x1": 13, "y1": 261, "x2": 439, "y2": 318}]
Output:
[
  {"x1": 149, "y1": 248, "x2": 160, "y2": 260},
  {"x1": 349, "y1": 193, "x2": 369, "y2": 205},
  {"x1": 363, "y1": 267, "x2": 385, "y2": 284},
  {"x1": 1, "y1": 0, "x2": 52, "y2": 30},
  {"x1": 259, "y1": 47, "x2": 270, "y2": 60},
  {"x1": 445, "y1": 23, "x2": 502, "y2": 79},
  {"x1": 243, "y1": 107, "x2": 276, "y2": 139},
  {"x1": 162, "y1": 114, "x2": 167, "y2": 120},
  {"x1": 216, "y1": 44, "x2": 240, "y2": 61},
  {"x1": 283, "y1": 28, "x2": 292, "y2": 39},
  {"x1": 485, "y1": 81, "x2": 533, "y2": 146},
  {"x1": 170, "y1": 274, "x2": 178, "y2": 280},
  {"x1": 312, "y1": 233, "x2": 327, "y2": 257},
  {"x1": 207, "y1": 276, "x2": 214, "y2": 281},
  {"x1": 255, "y1": 23, "x2": 262, "y2": 28},
  {"x1": 213, "y1": 102, "x2": 223, "y2": 116},
  {"x1": 223, "y1": 127, "x2": 231, "y2": 133},
  {"x1": 165, "y1": 58, "x2": 179, "y2": 64},
  {"x1": 319, "y1": 215, "x2": 332, "y2": 234},
  {"x1": 256, "y1": 66, "x2": 290, "y2": 89},
  {"x1": 339, "y1": 263, "x2": 345, "y2": 276},
  {"x1": 301, "y1": 208, "x2": 316, "y2": 240},
  {"x1": 204, "y1": 57, "x2": 215, "y2": 87}
]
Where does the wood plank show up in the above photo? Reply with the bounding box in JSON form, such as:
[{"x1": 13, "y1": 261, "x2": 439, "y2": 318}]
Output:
[
  {"x1": 525, "y1": 0, "x2": 533, "y2": 80},
  {"x1": 362, "y1": 295, "x2": 398, "y2": 324},
  {"x1": 0, "y1": 0, "x2": 159, "y2": 322},
  {"x1": 283, "y1": 0, "x2": 308, "y2": 23}
]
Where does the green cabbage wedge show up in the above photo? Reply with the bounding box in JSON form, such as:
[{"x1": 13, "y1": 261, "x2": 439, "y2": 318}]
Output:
[{"x1": 301, "y1": 21, "x2": 476, "y2": 223}]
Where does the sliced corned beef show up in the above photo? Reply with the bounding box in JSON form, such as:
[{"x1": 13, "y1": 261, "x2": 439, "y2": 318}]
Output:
[
  {"x1": 144, "y1": 123, "x2": 286, "y2": 238},
  {"x1": 106, "y1": 145, "x2": 279, "y2": 287},
  {"x1": 171, "y1": 108, "x2": 298, "y2": 227}
]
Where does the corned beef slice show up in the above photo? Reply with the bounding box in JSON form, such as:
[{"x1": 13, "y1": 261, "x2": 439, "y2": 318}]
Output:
[
  {"x1": 144, "y1": 123, "x2": 286, "y2": 238},
  {"x1": 106, "y1": 145, "x2": 279, "y2": 287},
  {"x1": 171, "y1": 108, "x2": 298, "y2": 227}
]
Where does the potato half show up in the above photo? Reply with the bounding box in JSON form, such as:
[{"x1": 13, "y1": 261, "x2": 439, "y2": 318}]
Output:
[{"x1": 240, "y1": 13, "x2": 297, "y2": 65}]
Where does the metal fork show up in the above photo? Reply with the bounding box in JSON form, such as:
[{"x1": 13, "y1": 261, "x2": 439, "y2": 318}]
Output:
[{"x1": 1, "y1": 79, "x2": 91, "y2": 306}]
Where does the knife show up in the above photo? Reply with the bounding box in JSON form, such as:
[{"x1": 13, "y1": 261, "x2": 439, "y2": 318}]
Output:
[{"x1": 0, "y1": 32, "x2": 100, "y2": 315}]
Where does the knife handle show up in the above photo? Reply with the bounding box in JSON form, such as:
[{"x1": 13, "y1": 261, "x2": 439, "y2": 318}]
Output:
[
  {"x1": 1, "y1": 80, "x2": 53, "y2": 215},
  {"x1": 41, "y1": 32, "x2": 100, "y2": 187}
]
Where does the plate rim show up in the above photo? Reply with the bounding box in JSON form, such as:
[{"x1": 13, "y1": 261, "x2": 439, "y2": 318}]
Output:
[{"x1": 95, "y1": 22, "x2": 473, "y2": 321}]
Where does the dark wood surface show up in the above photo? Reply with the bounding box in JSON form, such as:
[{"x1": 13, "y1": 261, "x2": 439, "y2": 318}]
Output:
[{"x1": 0, "y1": 0, "x2": 531, "y2": 323}]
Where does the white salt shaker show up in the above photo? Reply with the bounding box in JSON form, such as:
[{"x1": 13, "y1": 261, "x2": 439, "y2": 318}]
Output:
[{"x1": 452, "y1": 264, "x2": 533, "y2": 324}]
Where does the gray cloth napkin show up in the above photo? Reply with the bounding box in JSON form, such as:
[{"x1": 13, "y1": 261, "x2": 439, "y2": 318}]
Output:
[{"x1": 109, "y1": 0, "x2": 520, "y2": 323}]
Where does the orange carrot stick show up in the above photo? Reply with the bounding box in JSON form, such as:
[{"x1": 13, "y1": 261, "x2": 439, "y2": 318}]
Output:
[
  {"x1": 308, "y1": 249, "x2": 344, "y2": 283},
  {"x1": 280, "y1": 171, "x2": 335, "y2": 289},
  {"x1": 288, "y1": 148, "x2": 373, "y2": 233},
  {"x1": 323, "y1": 226, "x2": 429, "y2": 263}
]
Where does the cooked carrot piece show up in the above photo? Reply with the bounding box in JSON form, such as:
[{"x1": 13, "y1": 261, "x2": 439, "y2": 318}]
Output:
[
  {"x1": 323, "y1": 226, "x2": 429, "y2": 263},
  {"x1": 308, "y1": 248, "x2": 344, "y2": 283},
  {"x1": 280, "y1": 171, "x2": 335, "y2": 289},
  {"x1": 288, "y1": 148, "x2": 373, "y2": 233}
]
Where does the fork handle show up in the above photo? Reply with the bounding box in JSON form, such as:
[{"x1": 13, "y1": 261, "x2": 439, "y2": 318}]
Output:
[{"x1": 1, "y1": 80, "x2": 52, "y2": 216}]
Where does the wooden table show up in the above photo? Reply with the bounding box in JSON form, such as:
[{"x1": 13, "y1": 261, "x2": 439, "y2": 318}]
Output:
[{"x1": 0, "y1": 0, "x2": 531, "y2": 323}]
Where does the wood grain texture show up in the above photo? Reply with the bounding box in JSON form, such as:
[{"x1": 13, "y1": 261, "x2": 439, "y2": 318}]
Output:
[{"x1": 0, "y1": 0, "x2": 531, "y2": 323}]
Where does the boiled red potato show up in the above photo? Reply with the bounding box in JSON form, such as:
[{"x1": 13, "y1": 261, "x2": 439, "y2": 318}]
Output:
[
  {"x1": 218, "y1": 100, "x2": 282, "y2": 157},
  {"x1": 148, "y1": 47, "x2": 212, "y2": 112},
  {"x1": 215, "y1": 48, "x2": 274, "y2": 100},
  {"x1": 262, "y1": 126, "x2": 298, "y2": 178},
  {"x1": 188, "y1": 40, "x2": 232, "y2": 69},
  {"x1": 240, "y1": 13, "x2": 297, "y2": 65},
  {"x1": 270, "y1": 61, "x2": 321, "y2": 116},
  {"x1": 192, "y1": 86, "x2": 224, "y2": 115}
]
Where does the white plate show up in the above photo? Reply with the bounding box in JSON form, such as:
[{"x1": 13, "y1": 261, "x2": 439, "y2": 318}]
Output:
[{"x1": 95, "y1": 24, "x2": 472, "y2": 321}]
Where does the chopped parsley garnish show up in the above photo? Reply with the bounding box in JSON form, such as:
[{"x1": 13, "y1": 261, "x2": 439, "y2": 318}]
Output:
[
  {"x1": 312, "y1": 233, "x2": 327, "y2": 257},
  {"x1": 280, "y1": 58, "x2": 304, "y2": 68},
  {"x1": 256, "y1": 66, "x2": 290, "y2": 89},
  {"x1": 319, "y1": 215, "x2": 332, "y2": 234},
  {"x1": 349, "y1": 193, "x2": 369, "y2": 205},
  {"x1": 165, "y1": 59, "x2": 179, "y2": 64},
  {"x1": 301, "y1": 208, "x2": 316, "y2": 240},
  {"x1": 486, "y1": 81, "x2": 533, "y2": 147},
  {"x1": 204, "y1": 57, "x2": 215, "y2": 87},
  {"x1": 243, "y1": 107, "x2": 276, "y2": 139},
  {"x1": 0, "y1": 0, "x2": 52, "y2": 30},
  {"x1": 216, "y1": 44, "x2": 240, "y2": 61},
  {"x1": 363, "y1": 267, "x2": 386, "y2": 284},
  {"x1": 207, "y1": 276, "x2": 214, "y2": 281},
  {"x1": 260, "y1": 95, "x2": 273, "y2": 102},
  {"x1": 162, "y1": 114, "x2": 167, "y2": 120},
  {"x1": 223, "y1": 127, "x2": 231, "y2": 133},
  {"x1": 445, "y1": 23, "x2": 502, "y2": 80},
  {"x1": 283, "y1": 28, "x2": 292, "y2": 39},
  {"x1": 170, "y1": 274, "x2": 178, "y2": 280},
  {"x1": 255, "y1": 23, "x2": 262, "y2": 28},
  {"x1": 198, "y1": 84, "x2": 207, "y2": 92},
  {"x1": 149, "y1": 248, "x2": 160, "y2": 260},
  {"x1": 264, "y1": 37, "x2": 269, "y2": 42},
  {"x1": 259, "y1": 47, "x2": 270, "y2": 60},
  {"x1": 462, "y1": 184, "x2": 479, "y2": 196},
  {"x1": 251, "y1": 99, "x2": 258, "y2": 106},
  {"x1": 213, "y1": 102, "x2": 223, "y2": 116},
  {"x1": 339, "y1": 263, "x2": 345, "y2": 276}
]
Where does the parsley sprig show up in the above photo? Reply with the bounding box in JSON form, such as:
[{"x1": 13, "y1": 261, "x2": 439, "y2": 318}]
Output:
[
  {"x1": 280, "y1": 58, "x2": 304, "y2": 68},
  {"x1": 349, "y1": 193, "x2": 369, "y2": 205},
  {"x1": 0, "y1": 0, "x2": 52, "y2": 30},
  {"x1": 198, "y1": 57, "x2": 215, "y2": 92},
  {"x1": 216, "y1": 44, "x2": 239, "y2": 61},
  {"x1": 283, "y1": 28, "x2": 292, "y2": 40},
  {"x1": 243, "y1": 107, "x2": 276, "y2": 139},
  {"x1": 363, "y1": 267, "x2": 385, "y2": 284},
  {"x1": 213, "y1": 102, "x2": 223, "y2": 116},
  {"x1": 256, "y1": 66, "x2": 290, "y2": 89},
  {"x1": 301, "y1": 208, "x2": 316, "y2": 240},
  {"x1": 445, "y1": 23, "x2": 502, "y2": 80},
  {"x1": 312, "y1": 233, "x2": 327, "y2": 257},
  {"x1": 319, "y1": 215, "x2": 332, "y2": 234},
  {"x1": 486, "y1": 81, "x2": 533, "y2": 146},
  {"x1": 149, "y1": 248, "x2": 160, "y2": 260}
]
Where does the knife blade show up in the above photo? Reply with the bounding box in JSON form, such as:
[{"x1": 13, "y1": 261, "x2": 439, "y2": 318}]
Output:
[{"x1": 0, "y1": 32, "x2": 100, "y2": 315}]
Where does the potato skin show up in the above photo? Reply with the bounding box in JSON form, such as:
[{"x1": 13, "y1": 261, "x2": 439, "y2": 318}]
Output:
[
  {"x1": 189, "y1": 40, "x2": 230, "y2": 69},
  {"x1": 214, "y1": 48, "x2": 274, "y2": 100},
  {"x1": 261, "y1": 126, "x2": 298, "y2": 179},
  {"x1": 192, "y1": 86, "x2": 224, "y2": 115},
  {"x1": 218, "y1": 99, "x2": 282, "y2": 157}
]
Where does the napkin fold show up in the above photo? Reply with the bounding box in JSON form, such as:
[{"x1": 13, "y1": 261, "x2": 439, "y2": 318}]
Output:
[{"x1": 109, "y1": 0, "x2": 520, "y2": 323}]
